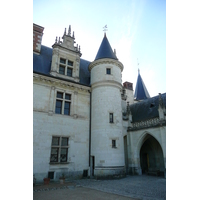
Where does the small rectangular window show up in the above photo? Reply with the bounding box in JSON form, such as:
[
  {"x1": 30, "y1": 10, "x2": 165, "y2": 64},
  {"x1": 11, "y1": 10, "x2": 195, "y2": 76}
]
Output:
[
  {"x1": 68, "y1": 60, "x2": 73, "y2": 66},
  {"x1": 60, "y1": 58, "x2": 66, "y2": 64},
  {"x1": 109, "y1": 113, "x2": 113, "y2": 123},
  {"x1": 50, "y1": 147, "x2": 59, "y2": 162},
  {"x1": 64, "y1": 102, "x2": 70, "y2": 115},
  {"x1": 59, "y1": 65, "x2": 65, "y2": 75},
  {"x1": 106, "y1": 68, "x2": 111, "y2": 74},
  {"x1": 67, "y1": 68, "x2": 72, "y2": 77},
  {"x1": 48, "y1": 172, "x2": 54, "y2": 179},
  {"x1": 65, "y1": 94, "x2": 71, "y2": 100},
  {"x1": 52, "y1": 137, "x2": 60, "y2": 146},
  {"x1": 55, "y1": 100, "x2": 62, "y2": 114},
  {"x1": 112, "y1": 140, "x2": 116, "y2": 148},
  {"x1": 57, "y1": 92, "x2": 63, "y2": 99}
]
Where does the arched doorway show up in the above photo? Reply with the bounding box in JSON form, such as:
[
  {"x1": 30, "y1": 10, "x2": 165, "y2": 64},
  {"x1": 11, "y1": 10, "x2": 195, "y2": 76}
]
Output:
[{"x1": 140, "y1": 134, "x2": 165, "y2": 176}]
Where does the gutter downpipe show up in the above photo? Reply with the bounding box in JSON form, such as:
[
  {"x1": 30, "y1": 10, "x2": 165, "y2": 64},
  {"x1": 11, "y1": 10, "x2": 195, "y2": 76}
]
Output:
[{"x1": 88, "y1": 90, "x2": 92, "y2": 178}]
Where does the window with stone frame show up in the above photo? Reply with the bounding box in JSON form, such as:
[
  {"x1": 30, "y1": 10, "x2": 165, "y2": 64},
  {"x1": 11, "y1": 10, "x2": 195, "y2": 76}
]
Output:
[
  {"x1": 58, "y1": 58, "x2": 73, "y2": 77},
  {"x1": 50, "y1": 136, "x2": 69, "y2": 163},
  {"x1": 55, "y1": 91, "x2": 71, "y2": 115}
]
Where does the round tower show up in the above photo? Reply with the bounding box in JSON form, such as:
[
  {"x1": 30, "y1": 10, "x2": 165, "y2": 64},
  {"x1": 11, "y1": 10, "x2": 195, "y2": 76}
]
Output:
[{"x1": 88, "y1": 33, "x2": 125, "y2": 178}]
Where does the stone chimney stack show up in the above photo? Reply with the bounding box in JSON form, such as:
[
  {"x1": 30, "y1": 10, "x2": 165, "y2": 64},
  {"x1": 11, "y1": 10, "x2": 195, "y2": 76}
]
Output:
[
  {"x1": 33, "y1": 23, "x2": 44, "y2": 54},
  {"x1": 123, "y1": 81, "x2": 133, "y2": 90}
]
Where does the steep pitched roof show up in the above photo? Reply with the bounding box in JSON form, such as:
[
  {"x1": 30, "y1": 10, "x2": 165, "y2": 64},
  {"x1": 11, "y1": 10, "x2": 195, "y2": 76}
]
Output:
[
  {"x1": 33, "y1": 45, "x2": 91, "y2": 86},
  {"x1": 130, "y1": 93, "x2": 166, "y2": 123},
  {"x1": 134, "y1": 70, "x2": 150, "y2": 100},
  {"x1": 94, "y1": 34, "x2": 118, "y2": 61}
]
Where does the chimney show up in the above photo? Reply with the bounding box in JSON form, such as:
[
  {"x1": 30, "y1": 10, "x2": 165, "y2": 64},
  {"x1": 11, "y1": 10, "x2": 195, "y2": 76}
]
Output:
[
  {"x1": 123, "y1": 81, "x2": 133, "y2": 90},
  {"x1": 33, "y1": 23, "x2": 44, "y2": 54}
]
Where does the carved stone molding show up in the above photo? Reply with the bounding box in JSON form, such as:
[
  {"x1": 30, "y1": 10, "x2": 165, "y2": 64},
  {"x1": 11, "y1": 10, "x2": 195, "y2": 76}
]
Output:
[
  {"x1": 88, "y1": 58, "x2": 124, "y2": 72},
  {"x1": 128, "y1": 117, "x2": 166, "y2": 131},
  {"x1": 33, "y1": 73, "x2": 90, "y2": 93},
  {"x1": 91, "y1": 80, "x2": 122, "y2": 90}
]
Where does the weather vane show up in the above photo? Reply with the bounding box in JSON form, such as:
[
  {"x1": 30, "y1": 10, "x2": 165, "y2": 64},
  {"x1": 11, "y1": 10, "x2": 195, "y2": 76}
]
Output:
[
  {"x1": 103, "y1": 25, "x2": 108, "y2": 33},
  {"x1": 137, "y1": 58, "x2": 140, "y2": 74}
]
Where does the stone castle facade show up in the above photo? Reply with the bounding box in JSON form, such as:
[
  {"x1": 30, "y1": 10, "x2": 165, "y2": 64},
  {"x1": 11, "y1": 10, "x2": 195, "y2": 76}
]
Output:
[{"x1": 33, "y1": 23, "x2": 166, "y2": 182}]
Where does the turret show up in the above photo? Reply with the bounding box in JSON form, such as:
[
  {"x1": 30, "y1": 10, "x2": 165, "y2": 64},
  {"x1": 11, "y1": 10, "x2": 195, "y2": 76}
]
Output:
[{"x1": 89, "y1": 33, "x2": 125, "y2": 178}]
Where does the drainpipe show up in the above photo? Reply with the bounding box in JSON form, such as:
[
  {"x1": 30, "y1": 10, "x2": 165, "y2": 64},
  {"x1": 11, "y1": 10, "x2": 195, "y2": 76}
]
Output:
[{"x1": 88, "y1": 90, "x2": 92, "y2": 177}]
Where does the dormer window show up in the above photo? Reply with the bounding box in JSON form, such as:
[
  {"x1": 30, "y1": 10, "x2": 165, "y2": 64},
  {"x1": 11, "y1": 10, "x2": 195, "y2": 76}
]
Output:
[{"x1": 58, "y1": 58, "x2": 73, "y2": 77}]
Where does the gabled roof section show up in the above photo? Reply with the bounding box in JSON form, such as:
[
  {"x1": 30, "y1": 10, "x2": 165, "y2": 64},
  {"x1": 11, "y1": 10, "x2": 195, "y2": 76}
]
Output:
[
  {"x1": 134, "y1": 69, "x2": 150, "y2": 100},
  {"x1": 95, "y1": 33, "x2": 118, "y2": 61}
]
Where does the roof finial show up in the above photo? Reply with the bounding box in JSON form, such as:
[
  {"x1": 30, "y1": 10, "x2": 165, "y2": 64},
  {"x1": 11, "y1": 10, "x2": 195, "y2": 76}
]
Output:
[
  {"x1": 103, "y1": 25, "x2": 108, "y2": 37},
  {"x1": 72, "y1": 31, "x2": 75, "y2": 38},
  {"x1": 68, "y1": 25, "x2": 71, "y2": 36},
  {"x1": 64, "y1": 28, "x2": 66, "y2": 35}
]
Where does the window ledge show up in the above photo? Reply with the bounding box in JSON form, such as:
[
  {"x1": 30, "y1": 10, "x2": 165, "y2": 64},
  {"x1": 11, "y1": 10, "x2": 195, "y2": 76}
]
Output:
[{"x1": 49, "y1": 162, "x2": 70, "y2": 165}]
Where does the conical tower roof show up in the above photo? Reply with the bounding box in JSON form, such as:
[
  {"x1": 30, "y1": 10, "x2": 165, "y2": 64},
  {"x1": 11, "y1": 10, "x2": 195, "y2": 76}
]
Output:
[
  {"x1": 95, "y1": 33, "x2": 118, "y2": 61},
  {"x1": 134, "y1": 69, "x2": 150, "y2": 100}
]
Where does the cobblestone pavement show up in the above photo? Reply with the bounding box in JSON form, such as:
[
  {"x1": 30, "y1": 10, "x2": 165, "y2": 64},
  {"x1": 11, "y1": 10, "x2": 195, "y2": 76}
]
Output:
[
  {"x1": 73, "y1": 175, "x2": 166, "y2": 200},
  {"x1": 33, "y1": 175, "x2": 166, "y2": 200}
]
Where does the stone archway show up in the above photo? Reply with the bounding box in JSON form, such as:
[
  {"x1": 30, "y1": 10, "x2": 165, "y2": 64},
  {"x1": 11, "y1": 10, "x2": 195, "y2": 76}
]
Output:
[{"x1": 139, "y1": 134, "x2": 165, "y2": 176}]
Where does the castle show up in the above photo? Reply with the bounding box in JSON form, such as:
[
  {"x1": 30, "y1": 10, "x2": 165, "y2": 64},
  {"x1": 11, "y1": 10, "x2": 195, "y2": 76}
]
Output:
[{"x1": 33, "y1": 23, "x2": 166, "y2": 182}]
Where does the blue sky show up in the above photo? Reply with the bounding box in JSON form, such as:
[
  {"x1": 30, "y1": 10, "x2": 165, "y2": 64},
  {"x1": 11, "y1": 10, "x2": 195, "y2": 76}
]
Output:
[{"x1": 33, "y1": 0, "x2": 166, "y2": 97}]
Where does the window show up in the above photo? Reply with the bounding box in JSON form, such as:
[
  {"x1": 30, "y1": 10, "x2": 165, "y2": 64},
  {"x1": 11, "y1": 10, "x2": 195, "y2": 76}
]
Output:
[
  {"x1": 112, "y1": 140, "x2": 116, "y2": 148},
  {"x1": 55, "y1": 92, "x2": 71, "y2": 115},
  {"x1": 106, "y1": 68, "x2": 111, "y2": 74},
  {"x1": 59, "y1": 65, "x2": 65, "y2": 75},
  {"x1": 67, "y1": 68, "x2": 72, "y2": 77},
  {"x1": 60, "y1": 58, "x2": 66, "y2": 64},
  {"x1": 58, "y1": 58, "x2": 73, "y2": 77},
  {"x1": 48, "y1": 172, "x2": 54, "y2": 179},
  {"x1": 50, "y1": 136, "x2": 69, "y2": 163},
  {"x1": 109, "y1": 113, "x2": 113, "y2": 123},
  {"x1": 68, "y1": 60, "x2": 73, "y2": 66}
]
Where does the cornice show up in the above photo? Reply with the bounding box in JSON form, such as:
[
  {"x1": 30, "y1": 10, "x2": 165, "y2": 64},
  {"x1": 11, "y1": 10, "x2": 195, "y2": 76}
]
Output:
[
  {"x1": 88, "y1": 58, "x2": 124, "y2": 72},
  {"x1": 91, "y1": 80, "x2": 122, "y2": 90},
  {"x1": 127, "y1": 117, "x2": 166, "y2": 131},
  {"x1": 52, "y1": 43, "x2": 82, "y2": 57},
  {"x1": 33, "y1": 73, "x2": 91, "y2": 92}
]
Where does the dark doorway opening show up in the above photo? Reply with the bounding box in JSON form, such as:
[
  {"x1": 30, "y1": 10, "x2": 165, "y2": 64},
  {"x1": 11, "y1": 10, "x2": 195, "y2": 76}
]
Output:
[{"x1": 140, "y1": 135, "x2": 165, "y2": 176}]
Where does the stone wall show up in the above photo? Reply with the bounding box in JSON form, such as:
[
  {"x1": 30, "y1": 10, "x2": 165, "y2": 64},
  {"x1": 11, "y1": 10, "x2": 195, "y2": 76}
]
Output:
[{"x1": 33, "y1": 77, "x2": 90, "y2": 182}]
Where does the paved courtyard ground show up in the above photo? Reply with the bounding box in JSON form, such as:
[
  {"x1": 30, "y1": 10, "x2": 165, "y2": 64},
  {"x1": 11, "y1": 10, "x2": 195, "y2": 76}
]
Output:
[{"x1": 33, "y1": 175, "x2": 166, "y2": 200}]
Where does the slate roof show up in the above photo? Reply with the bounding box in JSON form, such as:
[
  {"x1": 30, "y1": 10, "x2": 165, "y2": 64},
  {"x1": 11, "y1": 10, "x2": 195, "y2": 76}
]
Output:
[
  {"x1": 33, "y1": 45, "x2": 91, "y2": 86},
  {"x1": 94, "y1": 34, "x2": 118, "y2": 61},
  {"x1": 130, "y1": 93, "x2": 166, "y2": 123},
  {"x1": 134, "y1": 71, "x2": 150, "y2": 100}
]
